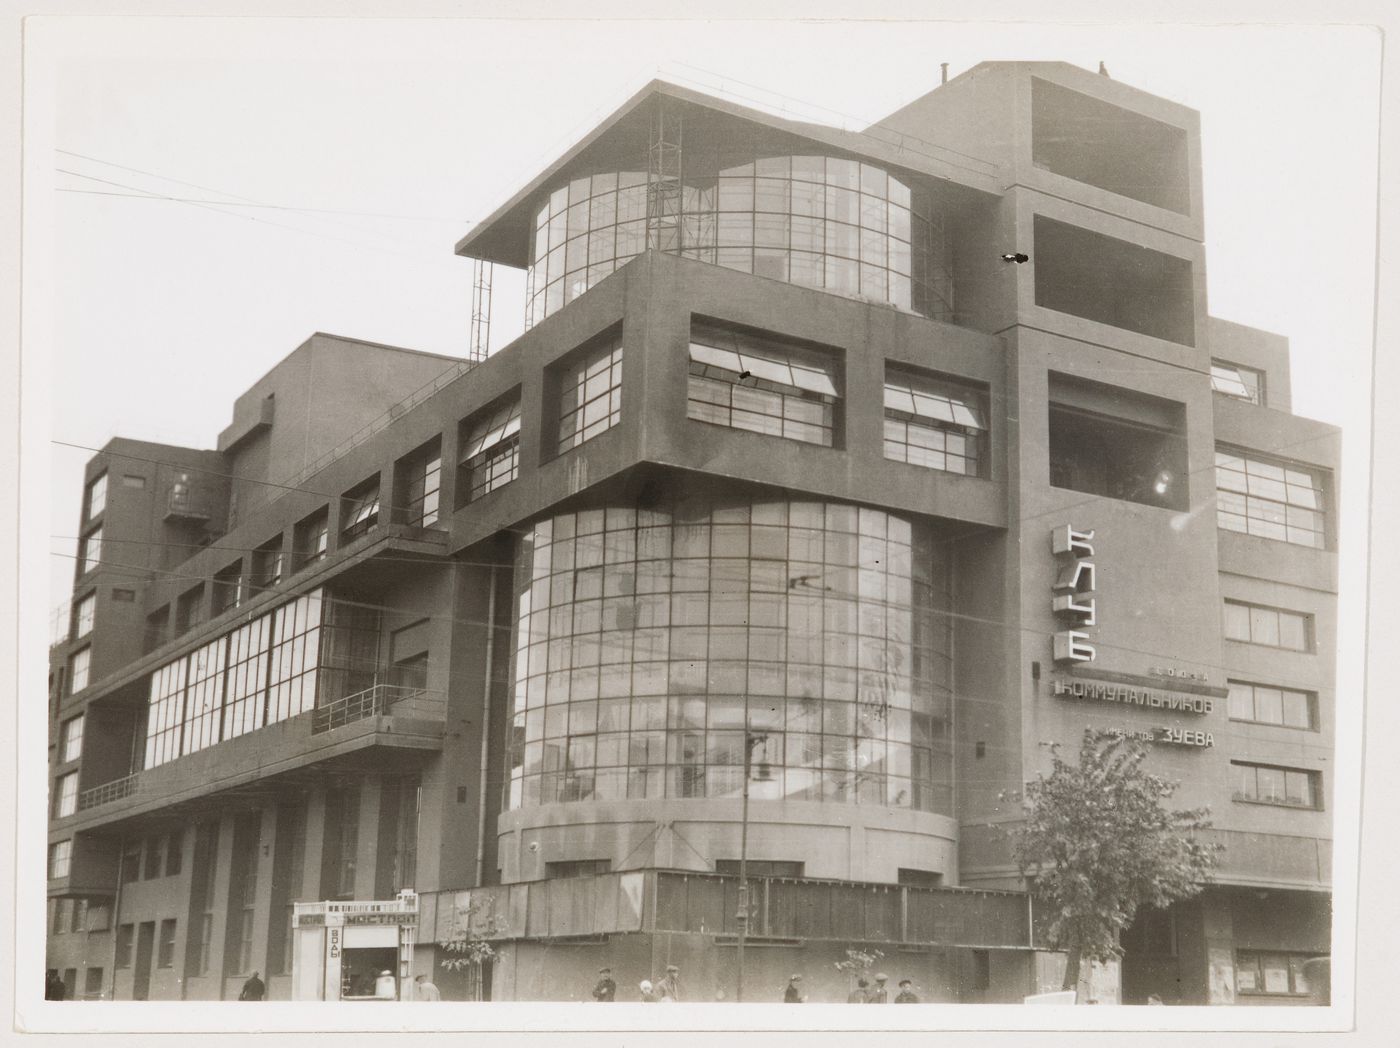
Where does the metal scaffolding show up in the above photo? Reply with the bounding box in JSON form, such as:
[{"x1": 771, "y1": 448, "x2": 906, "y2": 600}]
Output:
[
  {"x1": 646, "y1": 99, "x2": 683, "y2": 254},
  {"x1": 469, "y1": 258, "x2": 493, "y2": 362}
]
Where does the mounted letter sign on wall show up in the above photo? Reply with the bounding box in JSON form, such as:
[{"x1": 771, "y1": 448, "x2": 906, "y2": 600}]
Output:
[{"x1": 1052, "y1": 525, "x2": 1097, "y2": 664}]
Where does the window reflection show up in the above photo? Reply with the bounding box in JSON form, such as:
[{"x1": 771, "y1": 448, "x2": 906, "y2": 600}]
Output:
[
  {"x1": 525, "y1": 157, "x2": 952, "y2": 329},
  {"x1": 504, "y1": 498, "x2": 953, "y2": 815}
]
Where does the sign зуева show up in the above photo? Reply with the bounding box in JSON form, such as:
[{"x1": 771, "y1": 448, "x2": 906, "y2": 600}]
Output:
[{"x1": 1051, "y1": 525, "x2": 1097, "y2": 664}]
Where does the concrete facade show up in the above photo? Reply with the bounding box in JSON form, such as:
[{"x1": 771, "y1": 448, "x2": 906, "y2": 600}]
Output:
[{"x1": 47, "y1": 62, "x2": 1335, "y2": 1006}]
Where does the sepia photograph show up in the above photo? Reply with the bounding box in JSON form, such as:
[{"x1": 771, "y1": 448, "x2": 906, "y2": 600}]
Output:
[{"x1": 10, "y1": 3, "x2": 1394, "y2": 1042}]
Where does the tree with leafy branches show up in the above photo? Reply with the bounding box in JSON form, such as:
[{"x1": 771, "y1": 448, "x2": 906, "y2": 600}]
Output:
[
  {"x1": 438, "y1": 893, "x2": 508, "y2": 1000},
  {"x1": 1013, "y1": 729, "x2": 1223, "y2": 995}
]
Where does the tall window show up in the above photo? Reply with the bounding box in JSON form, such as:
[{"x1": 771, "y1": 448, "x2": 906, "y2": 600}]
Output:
[
  {"x1": 1216, "y1": 450, "x2": 1326, "y2": 548},
  {"x1": 60, "y1": 714, "x2": 85, "y2": 763},
  {"x1": 165, "y1": 830, "x2": 183, "y2": 876},
  {"x1": 1232, "y1": 761, "x2": 1320, "y2": 809},
  {"x1": 175, "y1": 584, "x2": 204, "y2": 635},
  {"x1": 883, "y1": 367, "x2": 987, "y2": 475},
  {"x1": 460, "y1": 399, "x2": 522, "y2": 502},
  {"x1": 158, "y1": 919, "x2": 177, "y2": 968},
  {"x1": 252, "y1": 537, "x2": 285, "y2": 593},
  {"x1": 1227, "y1": 681, "x2": 1317, "y2": 730},
  {"x1": 114, "y1": 924, "x2": 134, "y2": 969},
  {"x1": 687, "y1": 321, "x2": 840, "y2": 447},
  {"x1": 85, "y1": 473, "x2": 107, "y2": 520},
  {"x1": 400, "y1": 441, "x2": 443, "y2": 526},
  {"x1": 55, "y1": 772, "x2": 79, "y2": 817},
  {"x1": 73, "y1": 592, "x2": 96, "y2": 640},
  {"x1": 181, "y1": 637, "x2": 228, "y2": 756},
  {"x1": 556, "y1": 336, "x2": 623, "y2": 454},
  {"x1": 78, "y1": 526, "x2": 103, "y2": 576},
  {"x1": 1210, "y1": 361, "x2": 1265, "y2": 406},
  {"x1": 325, "y1": 787, "x2": 361, "y2": 899},
  {"x1": 227, "y1": 813, "x2": 261, "y2": 974},
  {"x1": 265, "y1": 590, "x2": 323, "y2": 724},
  {"x1": 144, "y1": 659, "x2": 188, "y2": 769},
  {"x1": 224, "y1": 616, "x2": 272, "y2": 739},
  {"x1": 294, "y1": 509, "x2": 330, "y2": 569},
  {"x1": 340, "y1": 477, "x2": 381, "y2": 543},
  {"x1": 212, "y1": 559, "x2": 244, "y2": 615},
  {"x1": 48, "y1": 839, "x2": 73, "y2": 879},
  {"x1": 69, "y1": 647, "x2": 91, "y2": 693},
  {"x1": 1223, "y1": 600, "x2": 1311, "y2": 651}
]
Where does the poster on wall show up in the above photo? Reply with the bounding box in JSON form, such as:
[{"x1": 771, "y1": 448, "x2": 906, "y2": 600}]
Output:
[{"x1": 1207, "y1": 946, "x2": 1236, "y2": 1005}]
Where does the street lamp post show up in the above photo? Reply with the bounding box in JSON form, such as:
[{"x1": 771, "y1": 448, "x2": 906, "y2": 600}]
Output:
[{"x1": 736, "y1": 729, "x2": 766, "y2": 1003}]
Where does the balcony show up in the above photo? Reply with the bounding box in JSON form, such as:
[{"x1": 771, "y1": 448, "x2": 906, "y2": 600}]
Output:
[
  {"x1": 312, "y1": 683, "x2": 445, "y2": 734},
  {"x1": 63, "y1": 691, "x2": 447, "y2": 832},
  {"x1": 165, "y1": 484, "x2": 213, "y2": 522}
]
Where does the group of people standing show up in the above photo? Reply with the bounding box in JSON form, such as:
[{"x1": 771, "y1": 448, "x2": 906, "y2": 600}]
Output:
[
  {"x1": 590, "y1": 965, "x2": 919, "y2": 1004},
  {"x1": 846, "y1": 973, "x2": 920, "y2": 1004},
  {"x1": 591, "y1": 964, "x2": 682, "y2": 1002}
]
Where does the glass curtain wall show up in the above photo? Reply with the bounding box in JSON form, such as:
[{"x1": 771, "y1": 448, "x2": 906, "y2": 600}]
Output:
[
  {"x1": 525, "y1": 156, "x2": 951, "y2": 329},
  {"x1": 503, "y1": 497, "x2": 953, "y2": 814}
]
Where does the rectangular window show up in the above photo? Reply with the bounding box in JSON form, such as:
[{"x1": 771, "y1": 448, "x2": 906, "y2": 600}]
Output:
[
  {"x1": 68, "y1": 646, "x2": 91, "y2": 693},
  {"x1": 55, "y1": 771, "x2": 79, "y2": 817},
  {"x1": 181, "y1": 637, "x2": 228, "y2": 757},
  {"x1": 1227, "y1": 680, "x2": 1317, "y2": 730},
  {"x1": 212, "y1": 560, "x2": 244, "y2": 616},
  {"x1": 340, "y1": 476, "x2": 381, "y2": 542},
  {"x1": 84, "y1": 967, "x2": 104, "y2": 998},
  {"x1": 224, "y1": 614, "x2": 272, "y2": 739},
  {"x1": 144, "y1": 658, "x2": 188, "y2": 769},
  {"x1": 115, "y1": 924, "x2": 134, "y2": 969},
  {"x1": 61, "y1": 714, "x2": 85, "y2": 763},
  {"x1": 86, "y1": 901, "x2": 111, "y2": 932},
  {"x1": 112, "y1": 588, "x2": 136, "y2": 602},
  {"x1": 122, "y1": 473, "x2": 146, "y2": 489},
  {"x1": 544, "y1": 858, "x2": 612, "y2": 878},
  {"x1": 883, "y1": 367, "x2": 987, "y2": 476},
  {"x1": 165, "y1": 830, "x2": 183, "y2": 876},
  {"x1": 1232, "y1": 761, "x2": 1321, "y2": 809},
  {"x1": 1235, "y1": 950, "x2": 1324, "y2": 996},
  {"x1": 52, "y1": 898, "x2": 70, "y2": 934},
  {"x1": 143, "y1": 835, "x2": 163, "y2": 879},
  {"x1": 144, "y1": 605, "x2": 169, "y2": 654},
  {"x1": 714, "y1": 859, "x2": 805, "y2": 878},
  {"x1": 294, "y1": 509, "x2": 330, "y2": 569},
  {"x1": 119, "y1": 839, "x2": 142, "y2": 884},
  {"x1": 73, "y1": 592, "x2": 96, "y2": 640},
  {"x1": 1223, "y1": 600, "x2": 1312, "y2": 651},
  {"x1": 557, "y1": 335, "x2": 623, "y2": 454},
  {"x1": 1210, "y1": 361, "x2": 1265, "y2": 406},
  {"x1": 157, "y1": 919, "x2": 177, "y2": 968},
  {"x1": 1048, "y1": 375, "x2": 1187, "y2": 510},
  {"x1": 48, "y1": 839, "x2": 72, "y2": 879},
  {"x1": 85, "y1": 473, "x2": 107, "y2": 520},
  {"x1": 78, "y1": 526, "x2": 103, "y2": 576},
  {"x1": 399, "y1": 439, "x2": 443, "y2": 526},
  {"x1": 175, "y1": 584, "x2": 205, "y2": 635},
  {"x1": 197, "y1": 914, "x2": 214, "y2": 975},
  {"x1": 71, "y1": 898, "x2": 89, "y2": 934},
  {"x1": 687, "y1": 321, "x2": 839, "y2": 447},
  {"x1": 460, "y1": 399, "x2": 522, "y2": 503},
  {"x1": 1216, "y1": 449, "x2": 1327, "y2": 548},
  {"x1": 252, "y1": 536, "x2": 285, "y2": 593},
  {"x1": 265, "y1": 589, "x2": 323, "y2": 725}
]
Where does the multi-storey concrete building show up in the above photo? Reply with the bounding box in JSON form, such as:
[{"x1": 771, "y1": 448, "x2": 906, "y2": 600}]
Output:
[{"x1": 46, "y1": 62, "x2": 1336, "y2": 1006}]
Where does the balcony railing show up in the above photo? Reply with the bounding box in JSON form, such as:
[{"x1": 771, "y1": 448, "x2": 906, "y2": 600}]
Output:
[
  {"x1": 311, "y1": 683, "x2": 445, "y2": 734},
  {"x1": 77, "y1": 772, "x2": 142, "y2": 812}
]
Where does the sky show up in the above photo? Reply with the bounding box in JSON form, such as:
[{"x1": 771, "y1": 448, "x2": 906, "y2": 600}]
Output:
[{"x1": 13, "y1": 9, "x2": 1388, "y2": 1037}]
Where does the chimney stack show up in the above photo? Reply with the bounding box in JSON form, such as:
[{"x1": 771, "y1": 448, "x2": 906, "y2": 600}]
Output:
[{"x1": 940, "y1": 63, "x2": 949, "y2": 85}]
